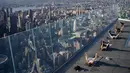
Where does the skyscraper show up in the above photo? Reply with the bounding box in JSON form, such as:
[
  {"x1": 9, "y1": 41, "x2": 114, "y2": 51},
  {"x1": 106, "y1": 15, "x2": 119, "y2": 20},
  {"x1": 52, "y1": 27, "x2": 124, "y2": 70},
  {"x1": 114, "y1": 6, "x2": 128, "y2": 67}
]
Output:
[
  {"x1": 10, "y1": 8, "x2": 13, "y2": 14},
  {"x1": 10, "y1": 15, "x2": 18, "y2": 34},
  {"x1": 7, "y1": 16, "x2": 11, "y2": 32},
  {"x1": 73, "y1": 19, "x2": 77, "y2": 32},
  {"x1": 6, "y1": 8, "x2": 9, "y2": 17},
  {"x1": 2, "y1": 8, "x2": 7, "y2": 22},
  {"x1": 17, "y1": 13, "x2": 21, "y2": 31},
  {"x1": 28, "y1": 9, "x2": 33, "y2": 22}
]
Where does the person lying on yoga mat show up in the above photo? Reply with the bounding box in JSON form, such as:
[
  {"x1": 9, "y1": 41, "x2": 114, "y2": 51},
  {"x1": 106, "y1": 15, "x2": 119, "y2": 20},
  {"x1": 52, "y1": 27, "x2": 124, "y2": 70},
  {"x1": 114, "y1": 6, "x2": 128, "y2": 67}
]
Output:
[
  {"x1": 85, "y1": 53, "x2": 99, "y2": 66},
  {"x1": 100, "y1": 39, "x2": 111, "y2": 51},
  {"x1": 108, "y1": 30, "x2": 120, "y2": 39},
  {"x1": 108, "y1": 23, "x2": 124, "y2": 39}
]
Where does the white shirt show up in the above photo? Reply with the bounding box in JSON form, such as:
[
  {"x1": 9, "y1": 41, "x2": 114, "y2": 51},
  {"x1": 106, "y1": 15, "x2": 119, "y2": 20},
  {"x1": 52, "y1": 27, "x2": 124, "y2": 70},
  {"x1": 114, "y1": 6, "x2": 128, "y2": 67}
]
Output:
[{"x1": 88, "y1": 57, "x2": 95, "y2": 63}]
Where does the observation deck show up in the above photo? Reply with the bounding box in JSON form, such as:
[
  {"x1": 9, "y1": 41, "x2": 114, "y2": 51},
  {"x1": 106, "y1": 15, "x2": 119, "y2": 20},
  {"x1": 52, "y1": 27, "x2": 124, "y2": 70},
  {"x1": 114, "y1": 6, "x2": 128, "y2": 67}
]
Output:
[{"x1": 55, "y1": 19, "x2": 130, "y2": 73}]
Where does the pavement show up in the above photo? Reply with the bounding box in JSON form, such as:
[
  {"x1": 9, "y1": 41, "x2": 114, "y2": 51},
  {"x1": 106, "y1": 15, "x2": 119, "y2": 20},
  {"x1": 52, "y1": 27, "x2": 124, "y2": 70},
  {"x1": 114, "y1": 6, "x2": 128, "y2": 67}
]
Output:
[{"x1": 56, "y1": 20, "x2": 130, "y2": 73}]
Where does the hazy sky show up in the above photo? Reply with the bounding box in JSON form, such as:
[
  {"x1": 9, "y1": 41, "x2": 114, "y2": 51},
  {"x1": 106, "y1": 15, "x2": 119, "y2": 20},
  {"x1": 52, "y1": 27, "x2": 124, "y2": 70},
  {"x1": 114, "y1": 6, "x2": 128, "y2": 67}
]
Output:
[
  {"x1": 0, "y1": 0, "x2": 47, "y2": 4},
  {"x1": 0, "y1": 0, "x2": 80, "y2": 5}
]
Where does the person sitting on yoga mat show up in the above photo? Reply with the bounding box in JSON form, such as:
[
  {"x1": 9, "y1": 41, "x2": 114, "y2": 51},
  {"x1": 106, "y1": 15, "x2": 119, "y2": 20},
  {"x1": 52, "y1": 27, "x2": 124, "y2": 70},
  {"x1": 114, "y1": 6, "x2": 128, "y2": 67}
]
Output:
[
  {"x1": 108, "y1": 30, "x2": 120, "y2": 39},
  {"x1": 120, "y1": 22, "x2": 124, "y2": 31},
  {"x1": 85, "y1": 53, "x2": 99, "y2": 66},
  {"x1": 100, "y1": 39, "x2": 110, "y2": 51},
  {"x1": 115, "y1": 26, "x2": 121, "y2": 34},
  {"x1": 115, "y1": 22, "x2": 124, "y2": 33}
]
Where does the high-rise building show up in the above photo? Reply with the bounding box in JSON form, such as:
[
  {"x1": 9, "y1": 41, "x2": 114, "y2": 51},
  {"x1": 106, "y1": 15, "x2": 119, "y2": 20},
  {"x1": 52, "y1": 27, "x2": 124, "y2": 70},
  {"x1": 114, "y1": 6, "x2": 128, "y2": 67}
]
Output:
[
  {"x1": 0, "y1": 8, "x2": 7, "y2": 38},
  {"x1": 20, "y1": 10, "x2": 23, "y2": 19},
  {"x1": 41, "y1": 7, "x2": 44, "y2": 14},
  {"x1": 33, "y1": 11, "x2": 37, "y2": 21},
  {"x1": 7, "y1": 16, "x2": 11, "y2": 32},
  {"x1": 73, "y1": 19, "x2": 77, "y2": 32},
  {"x1": 2, "y1": 8, "x2": 7, "y2": 22},
  {"x1": 6, "y1": 8, "x2": 9, "y2": 17},
  {"x1": 10, "y1": 8, "x2": 13, "y2": 14},
  {"x1": 28, "y1": 9, "x2": 33, "y2": 22},
  {"x1": 17, "y1": 13, "x2": 21, "y2": 30},
  {"x1": 10, "y1": 15, "x2": 18, "y2": 34}
]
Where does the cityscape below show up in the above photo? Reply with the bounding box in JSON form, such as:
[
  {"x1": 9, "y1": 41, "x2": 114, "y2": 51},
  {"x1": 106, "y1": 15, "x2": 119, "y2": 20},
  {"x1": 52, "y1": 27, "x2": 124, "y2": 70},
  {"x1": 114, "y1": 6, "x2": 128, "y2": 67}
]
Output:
[{"x1": 0, "y1": 0, "x2": 130, "y2": 73}]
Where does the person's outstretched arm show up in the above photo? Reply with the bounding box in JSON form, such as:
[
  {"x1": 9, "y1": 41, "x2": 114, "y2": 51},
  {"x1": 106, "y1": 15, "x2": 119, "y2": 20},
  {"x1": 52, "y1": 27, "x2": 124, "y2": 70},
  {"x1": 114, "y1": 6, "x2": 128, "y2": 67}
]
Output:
[
  {"x1": 85, "y1": 53, "x2": 88, "y2": 63},
  {"x1": 93, "y1": 53, "x2": 98, "y2": 61}
]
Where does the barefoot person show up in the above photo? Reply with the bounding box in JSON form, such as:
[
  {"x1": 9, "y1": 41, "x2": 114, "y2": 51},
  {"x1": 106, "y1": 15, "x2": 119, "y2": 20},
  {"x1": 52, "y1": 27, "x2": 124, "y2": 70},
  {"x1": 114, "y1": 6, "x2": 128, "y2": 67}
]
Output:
[
  {"x1": 108, "y1": 22, "x2": 124, "y2": 39},
  {"x1": 115, "y1": 22, "x2": 124, "y2": 34},
  {"x1": 120, "y1": 22, "x2": 124, "y2": 31},
  {"x1": 100, "y1": 39, "x2": 111, "y2": 51},
  {"x1": 85, "y1": 53, "x2": 98, "y2": 66},
  {"x1": 108, "y1": 30, "x2": 120, "y2": 39}
]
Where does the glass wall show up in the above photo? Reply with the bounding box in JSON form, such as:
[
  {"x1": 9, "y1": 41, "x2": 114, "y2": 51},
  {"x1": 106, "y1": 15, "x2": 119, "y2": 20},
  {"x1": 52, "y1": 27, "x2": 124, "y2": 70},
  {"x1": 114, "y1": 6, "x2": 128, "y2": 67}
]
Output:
[
  {"x1": 0, "y1": 6, "x2": 118, "y2": 73},
  {"x1": 0, "y1": 37, "x2": 14, "y2": 73}
]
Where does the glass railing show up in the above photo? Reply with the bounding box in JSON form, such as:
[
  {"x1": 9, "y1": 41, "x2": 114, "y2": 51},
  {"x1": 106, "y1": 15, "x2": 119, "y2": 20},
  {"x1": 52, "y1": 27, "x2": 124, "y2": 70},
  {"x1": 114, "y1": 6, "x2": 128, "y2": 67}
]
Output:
[{"x1": 0, "y1": 5, "x2": 118, "y2": 73}]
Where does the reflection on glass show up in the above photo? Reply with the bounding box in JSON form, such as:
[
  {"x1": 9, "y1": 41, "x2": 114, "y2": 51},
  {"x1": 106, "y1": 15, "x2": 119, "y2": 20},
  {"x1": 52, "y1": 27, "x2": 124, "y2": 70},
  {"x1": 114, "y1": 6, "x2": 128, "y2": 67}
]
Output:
[{"x1": 0, "y1": 3, "x2": 123, "y2": 73}]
